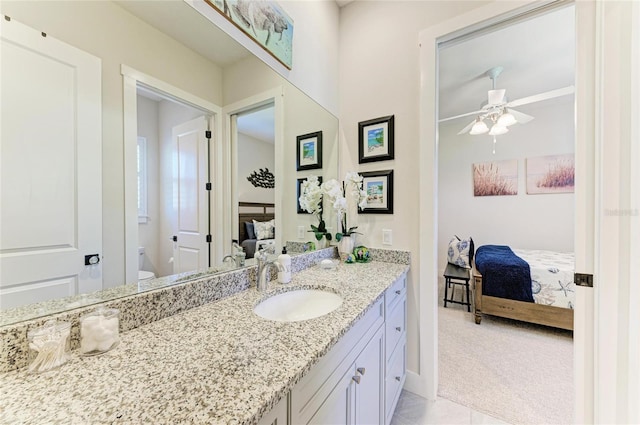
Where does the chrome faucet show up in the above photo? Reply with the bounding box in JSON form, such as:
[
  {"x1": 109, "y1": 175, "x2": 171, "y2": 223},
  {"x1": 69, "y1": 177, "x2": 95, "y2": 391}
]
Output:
[
  {"x1": 222, "y1": 255, "x2": 235, "y2": 267},
  {"x1": 255, "y1": 249, "x2": 284, "y2": 291}
]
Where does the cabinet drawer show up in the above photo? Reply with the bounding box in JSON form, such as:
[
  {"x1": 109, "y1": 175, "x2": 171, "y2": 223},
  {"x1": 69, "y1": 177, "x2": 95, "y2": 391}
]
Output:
[
  {"x1": 385, "y1": 342, "x2": 406, "y2": 421},
  {"x1": 385, "y1": 295, "x2": 406, "y2": 360},
  {"x1": 385, "y1": 274, "x2": 406, "y2": 311},
  {"x1": 291, "y1": 298, "x2": 384, "y2": 424}
]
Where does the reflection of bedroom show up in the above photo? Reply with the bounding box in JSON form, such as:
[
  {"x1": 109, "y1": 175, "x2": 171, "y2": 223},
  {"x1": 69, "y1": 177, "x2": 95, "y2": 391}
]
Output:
[
  {"x1": 236, "y1": 106, "x2": 276, "y2": 258},
  {"x1": 437, "y1": 5, "x2": 575, "y2": 423}
]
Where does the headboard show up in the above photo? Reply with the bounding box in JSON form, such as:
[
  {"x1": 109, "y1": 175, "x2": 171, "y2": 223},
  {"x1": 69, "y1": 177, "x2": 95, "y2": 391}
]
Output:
[{"x1": 238, "y1": 202, "x2": 275, "y2": 242}]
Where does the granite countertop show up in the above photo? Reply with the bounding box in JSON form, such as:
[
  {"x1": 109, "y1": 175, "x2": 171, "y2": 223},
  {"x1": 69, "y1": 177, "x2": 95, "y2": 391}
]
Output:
[{"x1": 0, "y1": 260, "x2": 408, "y2": 425}]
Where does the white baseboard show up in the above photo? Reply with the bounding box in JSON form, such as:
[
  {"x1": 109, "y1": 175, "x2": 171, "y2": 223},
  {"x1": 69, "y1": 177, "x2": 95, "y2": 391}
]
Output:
[{"x1": 403, "y1": 370, "x2": 435, "y2": 401}]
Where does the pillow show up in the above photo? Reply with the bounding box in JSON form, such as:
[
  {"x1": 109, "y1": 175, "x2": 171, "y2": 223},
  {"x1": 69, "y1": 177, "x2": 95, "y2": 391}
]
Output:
[
  {"x1": 244, "y1": 222, "x2": 256, "y2": 240},
  {"x1": 447, "y1": 235, "x2": 474, "y2": 269},
  {"x1": 253, "y1": 219, "x2": 275, "y2": 240}
]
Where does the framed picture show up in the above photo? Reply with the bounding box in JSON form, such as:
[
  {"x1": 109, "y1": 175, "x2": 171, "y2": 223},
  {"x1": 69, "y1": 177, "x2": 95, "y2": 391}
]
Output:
[
  {"x1": 203, "y1": 0, "x2": 294, "y2": 70},
  {"x1": 359, "y1": 170, "x2": 394, "y2": 214},
  {"x1": 296, "y1": 131, "x2": 323, "y2": 171},
  {"x1": 297, "y1": 176, "x2": 322, "y2": 214},
  {"x1": 358, "y1": 115, "x2": 394, "y2": 163},
  {"x1": 472, "y1": 159, "x2": 518, "y2": 196},
  {"x1": 526, "y1": 154, "x2": 575, "y2": 194}
]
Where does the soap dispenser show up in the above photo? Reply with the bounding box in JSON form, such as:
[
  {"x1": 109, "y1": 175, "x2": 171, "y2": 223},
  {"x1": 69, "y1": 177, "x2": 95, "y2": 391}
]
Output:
[{"x1": 277, "y1": 247, "x2": 291, "y2": 283}]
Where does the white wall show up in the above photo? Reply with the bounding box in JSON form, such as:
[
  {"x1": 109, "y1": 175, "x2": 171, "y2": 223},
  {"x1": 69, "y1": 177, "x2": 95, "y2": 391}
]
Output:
[
  {"x1": 238, "y1": 134, "x2": 275, "y2": 204},
  {"x1": 438, "y1": 98, "x2": 575, "y2": 273},
  {"x1": 0, "y1": 1, "x2": 224, "y2": 286},
  {"x1": 338, "y1": 0, "x2": 490, "y2": 384},
  {"x1": 136, "y1": 95, "x2": 161, "y2": 275},
  {"x1": 190, "y1": 0, "x2": 340, "y2": 115}
]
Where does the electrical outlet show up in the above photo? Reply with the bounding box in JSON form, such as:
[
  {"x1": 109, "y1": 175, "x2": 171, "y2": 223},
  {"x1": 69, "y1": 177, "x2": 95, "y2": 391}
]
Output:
[
  {"x1": 297, "y1": 226, "x2": 305, "y2": 239},
  {"x1": 382, "y1": 229, "x2": 392, "y2": 245}
]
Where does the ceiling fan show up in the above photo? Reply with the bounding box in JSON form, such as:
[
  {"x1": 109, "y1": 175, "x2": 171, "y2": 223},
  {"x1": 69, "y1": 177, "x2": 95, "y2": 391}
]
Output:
[{"x1": 439, "y1": 66, "x2": 575, "y2": 152}]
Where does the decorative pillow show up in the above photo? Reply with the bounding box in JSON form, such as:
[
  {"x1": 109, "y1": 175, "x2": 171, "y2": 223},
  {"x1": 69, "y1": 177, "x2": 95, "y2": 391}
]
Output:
[
  {"x1": 447, "y1": 235, "x2": 474, "y2": 269},
  {"x1": 244, "y1": 222, "x2": 256, "y2": 240},
  {"x1": 253, "y1": 219, "x2": 275, "y2": 240}
]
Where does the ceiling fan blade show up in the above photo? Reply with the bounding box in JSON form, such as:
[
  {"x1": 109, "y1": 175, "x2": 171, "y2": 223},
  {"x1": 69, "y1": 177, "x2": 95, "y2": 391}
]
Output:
[
  {"x1": 457, "y1": 119, "x2": 477, "y2": 135},
  {"x1": 507, "y1": 85, "x2": 575, "y2": 108},
  {"x1": 439, "y1": 109, "x2": 483, "y2": 123},
  {"x1": 507, "y1": 108, "x2": 535, "y2": 124}
]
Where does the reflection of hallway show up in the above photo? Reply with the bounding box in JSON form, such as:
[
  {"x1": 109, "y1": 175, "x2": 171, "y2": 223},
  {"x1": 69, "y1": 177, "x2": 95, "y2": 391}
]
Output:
[{"x1": 437, "y1": 296, "x2": 573, "y2": 424}]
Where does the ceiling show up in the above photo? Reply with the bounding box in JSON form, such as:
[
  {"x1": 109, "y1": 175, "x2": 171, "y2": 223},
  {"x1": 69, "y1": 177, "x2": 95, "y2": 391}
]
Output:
[
  {"x1": 438, "y1": 5, "x2": 575, "y2": 122},
  {"x1": 115, "y1": 0, "x2": 251, "y2": 68},
  {"x1": 237, "y1": 106, "x2": 275, "y2": 143}
]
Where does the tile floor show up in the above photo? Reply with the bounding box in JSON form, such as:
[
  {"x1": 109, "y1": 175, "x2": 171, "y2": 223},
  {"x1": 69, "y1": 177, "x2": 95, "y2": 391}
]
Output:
[{"x1": 390, "y1": 390, "x2": 510, "y2": 425}]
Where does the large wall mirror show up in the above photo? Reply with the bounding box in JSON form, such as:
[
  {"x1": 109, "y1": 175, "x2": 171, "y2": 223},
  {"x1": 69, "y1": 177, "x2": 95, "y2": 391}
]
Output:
[{"x1": 0, "y1": 0, "x2": 338, "y2": 326}]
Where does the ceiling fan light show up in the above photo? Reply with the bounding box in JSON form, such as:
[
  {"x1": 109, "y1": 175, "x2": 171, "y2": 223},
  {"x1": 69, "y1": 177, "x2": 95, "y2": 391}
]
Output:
[
  {"x1": 488, "y1": 124, "x2": 509, "y2": 136},
  {"x1": 469, "y1": 119, "x2": 489, "y2": 135},
  {"x1": 498, "y1": 111, "x2": 517, "y2": 127}
]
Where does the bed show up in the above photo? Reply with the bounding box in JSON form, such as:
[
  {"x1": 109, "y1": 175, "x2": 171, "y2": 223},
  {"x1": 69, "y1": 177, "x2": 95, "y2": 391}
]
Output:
[
  {"x1": 473, "y1": 245, "x2": 575, "y2": 330},
  {"x1": 238, "y1": 202, "x2": 275, "y2": 259}
]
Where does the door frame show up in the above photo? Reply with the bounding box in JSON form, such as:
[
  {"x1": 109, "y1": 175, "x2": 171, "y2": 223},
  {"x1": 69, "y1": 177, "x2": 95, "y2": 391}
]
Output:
[
  {"x1": 122, "y1": 65, "x2": 222, "y2": 284},
  {"x1": 417, "y1": 0, "x2": 596, "y2": 420},
  {"x1": 222, "y1": 87, "x2": 284, "y2": 254}
]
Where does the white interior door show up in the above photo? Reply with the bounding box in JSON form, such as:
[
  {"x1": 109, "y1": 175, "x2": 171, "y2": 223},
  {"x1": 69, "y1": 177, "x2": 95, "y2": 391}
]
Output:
[
  {"x1": 171, "y1": 116, "x2": 209, "y2": 274},
  {"x1": 0, "y1": 17, "x2": 102, "y2": 309}
]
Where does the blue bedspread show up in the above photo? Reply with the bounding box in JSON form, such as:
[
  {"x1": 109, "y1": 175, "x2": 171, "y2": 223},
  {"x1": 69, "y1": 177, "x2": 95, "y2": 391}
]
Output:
[{"x1": 475, "y1": 245, "x2": 534, "y2": 303}]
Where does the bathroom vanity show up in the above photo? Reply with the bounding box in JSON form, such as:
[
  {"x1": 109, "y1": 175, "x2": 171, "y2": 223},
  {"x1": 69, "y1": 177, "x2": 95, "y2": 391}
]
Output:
[{"x1": 0, "y1": 251, "x2": 409, "y2": 424}]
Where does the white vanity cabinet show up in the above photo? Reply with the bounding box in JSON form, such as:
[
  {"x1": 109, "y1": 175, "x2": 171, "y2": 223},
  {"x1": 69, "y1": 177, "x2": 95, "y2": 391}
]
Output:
[
  {"x1": 384, "y1": 274, "x2": 407, "y2": 424},
  {"x1": 289, "y1": 272, "x2": 408, "y2": 425}
]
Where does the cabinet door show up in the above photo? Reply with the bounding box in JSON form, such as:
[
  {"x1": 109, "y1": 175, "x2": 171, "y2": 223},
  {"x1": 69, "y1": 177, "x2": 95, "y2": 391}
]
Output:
[
  {"x1": 355, "y1": 326, "x2": 385, "y2": 425},
  {"x1": 308, "y1": 368, "x2": 356, "y2": 425}
]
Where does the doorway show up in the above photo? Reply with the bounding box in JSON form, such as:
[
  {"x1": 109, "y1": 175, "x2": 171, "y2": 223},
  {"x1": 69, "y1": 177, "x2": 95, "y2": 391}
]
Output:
[
  {"x1": 122, "y1": 66, "x2": 222, "y2": 285},
  {"x1": 435, "y1": 7, "x2": 576, "y2": 421}
]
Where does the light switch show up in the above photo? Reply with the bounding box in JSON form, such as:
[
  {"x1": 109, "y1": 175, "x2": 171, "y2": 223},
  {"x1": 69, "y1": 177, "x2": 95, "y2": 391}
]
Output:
[
  {"x1": 382, "y1": 229, "x2": 392, "y2": 245},
  {"x1": 297, "y1": 226, "x2": 305, "y2": 239}
]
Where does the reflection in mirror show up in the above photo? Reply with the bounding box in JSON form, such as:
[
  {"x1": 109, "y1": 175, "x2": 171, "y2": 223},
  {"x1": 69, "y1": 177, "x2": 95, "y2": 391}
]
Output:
[
  {"x1": 0, "y1": 0, "x2": 338, "y2": 326},
  {"x1": 235, "y1": 106, "x2": 275, "y2": 260}
]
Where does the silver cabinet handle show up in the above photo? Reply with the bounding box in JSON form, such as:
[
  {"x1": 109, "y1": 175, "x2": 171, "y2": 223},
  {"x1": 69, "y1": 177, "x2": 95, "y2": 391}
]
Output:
[
  {"x1": 395, "y1": 376, "x2": 401, "y2": 381},
  {"x1": 352, "y1": 375, "x2": 361, "y2": 384},
  {"x1": 396, "y1": 326, "x2": 401, "y2": 332},
  {"x1": 357, "y1": 367, "x2": 366, "y2": 375},
  {"x1": 395, "y1": 290, "x2": 401, "y2": 295}
]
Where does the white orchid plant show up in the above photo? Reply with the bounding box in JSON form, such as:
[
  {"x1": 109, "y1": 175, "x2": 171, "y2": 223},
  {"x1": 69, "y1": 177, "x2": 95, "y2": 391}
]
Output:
[
  {"x1": 298, "y1": 176, "x2": 331, "y2": 243},
  {"x1": 299, "y1": 172, "x2": 367, "y2": 242}
]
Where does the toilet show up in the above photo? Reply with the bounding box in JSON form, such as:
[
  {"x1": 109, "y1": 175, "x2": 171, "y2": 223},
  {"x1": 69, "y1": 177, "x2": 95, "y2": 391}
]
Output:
[{"x1": 138, "y1": 247, "x2": 156, "y2": 282}]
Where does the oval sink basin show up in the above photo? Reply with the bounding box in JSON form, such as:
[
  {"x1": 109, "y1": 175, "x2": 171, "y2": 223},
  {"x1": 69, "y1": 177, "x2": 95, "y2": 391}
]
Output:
[{"x1": 254, "y1": 289, "x2": 343, "y2": 322}]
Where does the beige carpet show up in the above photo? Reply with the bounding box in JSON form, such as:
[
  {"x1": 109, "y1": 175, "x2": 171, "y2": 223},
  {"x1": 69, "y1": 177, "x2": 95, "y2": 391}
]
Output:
[{"x1": 438, "y1": 301, "x2": 574, "y2": 424}]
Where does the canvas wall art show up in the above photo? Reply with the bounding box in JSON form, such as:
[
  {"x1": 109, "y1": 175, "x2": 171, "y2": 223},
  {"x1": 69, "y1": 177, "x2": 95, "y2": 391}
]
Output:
[
  {"x1": 472, "y1": 159, "x2": 518, "y2": 196},
  {"x1": 526, "y1": 154, "x2": 575, "y2": 194},
  {"x1": 205, "y1": 0, "x2": 293, "y2": 69}
]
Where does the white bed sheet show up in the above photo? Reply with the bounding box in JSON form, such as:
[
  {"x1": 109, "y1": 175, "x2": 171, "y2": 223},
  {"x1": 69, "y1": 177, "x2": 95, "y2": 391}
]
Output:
[{"x1": 512, "y1": 249, "x2": 575, "y2": 309}]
